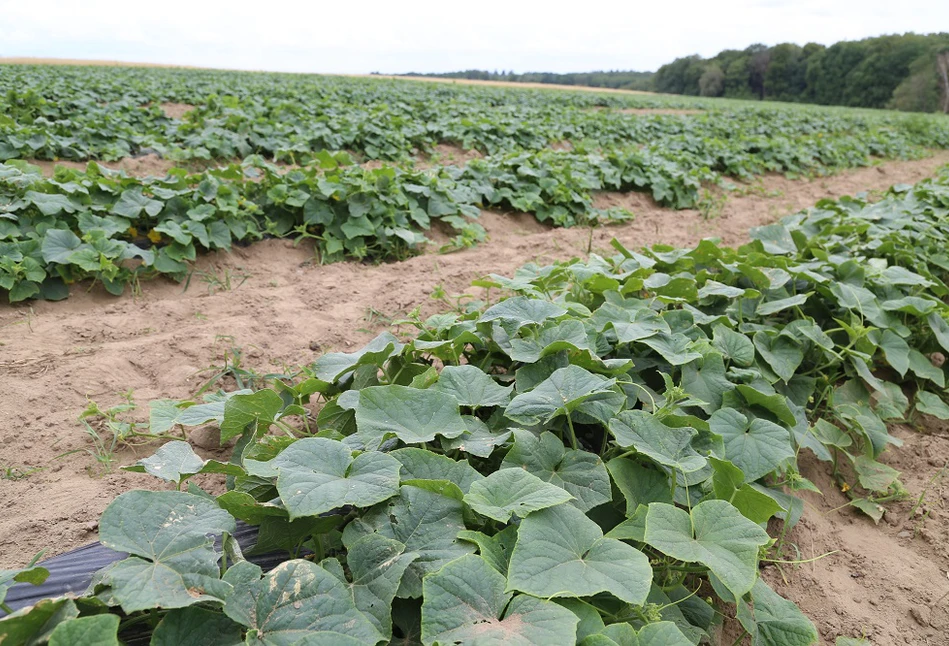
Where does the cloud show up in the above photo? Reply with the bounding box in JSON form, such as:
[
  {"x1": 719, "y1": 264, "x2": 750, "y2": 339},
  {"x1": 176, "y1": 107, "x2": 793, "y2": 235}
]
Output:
[{"x1": 1, "y1": 0, "x2": 946, "y2": 73}]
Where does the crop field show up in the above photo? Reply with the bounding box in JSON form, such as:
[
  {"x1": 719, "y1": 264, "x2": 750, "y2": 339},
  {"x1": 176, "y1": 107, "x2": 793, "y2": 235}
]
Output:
[{"x1": 1, "y1": 64, "x2": 949, "y2": 646}]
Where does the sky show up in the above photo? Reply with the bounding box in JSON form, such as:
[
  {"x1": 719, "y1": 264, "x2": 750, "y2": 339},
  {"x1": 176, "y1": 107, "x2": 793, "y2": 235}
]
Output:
[{"x1": 2, "y1": 0, "x2": 947, "y2": 74}]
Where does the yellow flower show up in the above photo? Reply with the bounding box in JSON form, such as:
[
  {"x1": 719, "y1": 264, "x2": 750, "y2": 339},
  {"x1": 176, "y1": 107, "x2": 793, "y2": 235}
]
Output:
[
  {"x1": 127, "y1": 227, "x2": 138, "y2": 237},
  {"x1": 840, "y1": 482, "x2": 850, "y2": 493},
  {"x1": 147, "y1": 229, "x2": 162, "y2": 244}
]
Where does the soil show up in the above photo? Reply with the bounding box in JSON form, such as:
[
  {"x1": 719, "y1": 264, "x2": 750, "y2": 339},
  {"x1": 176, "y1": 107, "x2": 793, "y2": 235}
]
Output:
[
  {"x1": 1, "y1": 152, "x2": 949, "y2": 644},
  {"x1": 159, "y1": 103, "x2": 195, "y2": 120},
  {"x1": 757, "y1": 425, "x2": 949, "y2": 645},
  {"x1": 358, "y1": 74, "x2": 655, "y2": 96},
  {"x1": 27, "y1": 155, "x2": 177, "y2": 179},
  {"x1": 612, "y1": 108, "x2": 705, "y2": 115},
  {"x1": 418, "y1": 143, "x2": 485, "y2": 167}
]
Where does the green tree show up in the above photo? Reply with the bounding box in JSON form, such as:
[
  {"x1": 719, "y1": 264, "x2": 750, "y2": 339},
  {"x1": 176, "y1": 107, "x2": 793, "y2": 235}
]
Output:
[
  {"x1": 699, "y1": 64, "x2": 725, "y2": 97},
  {"x1": 746, "y1": 44, "x2": 771, "y2": 99},
  {"x1": 722, "y1": 55, "x2": 754, "y2": 99},
  {"x1": 890, "y1": 43, "x2": 949, "y2": 112},
  {"x1": 655, "y1": 55, "x2": 705, "y2": 94},
  {"x1": 764, "y1": 44, "x2": 806, "y2": 101}
]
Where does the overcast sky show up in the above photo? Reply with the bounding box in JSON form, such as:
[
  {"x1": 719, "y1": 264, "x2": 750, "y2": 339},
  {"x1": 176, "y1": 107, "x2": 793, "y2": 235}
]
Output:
[{"x1": 2, "y1": 0, "x2": 947, "y2": 74}]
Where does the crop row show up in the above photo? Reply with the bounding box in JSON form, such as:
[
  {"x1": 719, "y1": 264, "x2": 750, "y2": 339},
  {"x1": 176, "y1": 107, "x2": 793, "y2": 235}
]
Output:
[
  {"x1": 2, "y1": 66, "x2": 948, "y2": 164},
  {"x1": 3, "y1": 169, "x2": 949, "y2": 644},
  {"x1": 6, "y1": 116, "x2": 949, "y2": 304}
]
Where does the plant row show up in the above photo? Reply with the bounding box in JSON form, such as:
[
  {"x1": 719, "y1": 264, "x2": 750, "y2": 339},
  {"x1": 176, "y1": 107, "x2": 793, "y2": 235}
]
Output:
[
  {"x1": 2, "y1": 66, "x2": 948, "y2": 165},
  {"x1": 4, "y1": 170, "x2": 949, "y2": 644},
  {"x1": 7, "y1": 117, "x2": 949, "y2": 304}
]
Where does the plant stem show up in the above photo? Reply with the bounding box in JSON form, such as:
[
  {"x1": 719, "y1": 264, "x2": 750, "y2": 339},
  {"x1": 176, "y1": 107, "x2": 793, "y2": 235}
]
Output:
[{"x1": 565, "y1": 413, "x2": 579, "y2": 451}]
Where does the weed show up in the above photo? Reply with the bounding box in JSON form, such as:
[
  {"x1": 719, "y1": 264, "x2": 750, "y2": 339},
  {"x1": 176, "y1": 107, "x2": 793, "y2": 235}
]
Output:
[
  {"x1": 184, "y1": 266, "x2": 251, "y2": 294},
  {"x1": 909, "y1": 460, "x2": 947, "y2": 537},
  {"x1": 697, "y1": 188, "x2": 728, "y2": 220},
  {"x1": 357, "y1": 306, "x2": 398, "y2": 334},
  {"x1": 0, "y1": 465, "x2": 43, "y2": 481},
  {"x1": 74, "y1": 391, "x2": 142, "y2": 474}
]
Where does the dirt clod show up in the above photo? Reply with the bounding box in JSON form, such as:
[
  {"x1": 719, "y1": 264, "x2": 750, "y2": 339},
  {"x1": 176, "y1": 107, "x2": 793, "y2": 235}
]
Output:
[{"x1": 910, "y1": 606, "x2": 932, "y2": 627}]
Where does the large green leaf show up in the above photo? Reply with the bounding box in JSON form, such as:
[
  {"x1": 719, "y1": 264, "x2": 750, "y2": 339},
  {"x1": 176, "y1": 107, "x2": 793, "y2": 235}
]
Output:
[
  {"x1": 851, "y1": 455, "x2": 900, "y2": 493},
  {"x1": 644, "y1": 500, "x2": 770, "y2": 599},
  {"x1": 40, "y1": 229, "x2": 82, "y2": 264},
  {"x1": 927, "y1": 313, "x2": 949, "y2": 355},
  {"x1": 737, "y1": 579, "x2": 819, "y2": 646},
  {"x1": 432, "y1": 365, "x2": 512, "y2": 408},
  {"x1": 269, "y1": 437, "x2": 401, "y2": 518},
  {"x1": 750, "y1": 223, "x2": 796, "y2": 254},
  {"x1": 48, "y1": 614, "x2": 120, "y2": 646},
  {"x1": 595, "y1": 304, "x2": 669, "y2": 343},
  {"x1": 224, "y1": 560, "x2": 382, "y2": 645},
  {"x1": 639, "y1": 332, "x2": 703, "y2": 366},
  {"x1": 456, "y1": 526, "x2": 518, "y2": 576},
  {"x1": 124, "y1": 440, "x2": 242, "y2": 483},
  {"x1": 391, "y1": 447, "x2": 484, "y2": 493},
  {"x1": 501, "y1": 430, "x2": 612, "y2": 511},
  {"x1": 421, "y1": 554, "x2": 579, "y2": 646},
  {"x1": 442, "y1": 416, "x2": 513, "y2": 458},
  {"x1": 607, "y1": 458, "x2": 673, "y2": 515},
  {"x1": 734, "y1": 385, "x2": 797, "y2": 426},
  {"x1": 342, "y1": 485, "x2": 475, "y2": 598},
  {"x1": 312, "y1": 332, "x2": 404, "y2": 382},
  {"x1": 327, "y1": 533, "x2": 419, "y2": 638},
  {"x1": 709, "y1": 408, "x2": 794, "y2": 481},
  {"x1": 681, "y1": 351, "x2": 734, "y2": 412},
  {"x1": 916, "y1": 390, "x2": 949, "y2": 419},
  {"x1": 151, "y1": 607, "x2": 243, "y2": 646},
  {"x1": 507, "y1": 503, "x2": 652, "y2": 605},
  {"x1": 505, "y1": 365, "x2": 616, "y2": 426},
  {"x1": 712, "y1": 325, "x2": 756, "y2": 367},
  {"x1": 479, "y1": 296, "x2": 568, "y2": 330},
  {"x1": 27, "y1": 191, "x2": 78, "y2": 215},
  {"x1": 220, "y1": 389, "x2": 284, "y2": 442},
  {"x1": 98, "y1": 491, "x2": 235, "y2": 612},
  {"x1": 709, "y1": 457, "x2": 785, "y2": 525},
  {"x1": 580, "y1": 621, "x2": 693, "y2": 646},
  {"x1": 508, "y1": 319, "x2": 594, "y2": 364},
  {"x1": 112, "y1": 187, "x2": 163, "y2": 218},
  {"x1": 0, "y1": 598, "x2": 78, "y2": 645},
  {"x1": 878, "y1": 330, "x2": 910, "y2": 377},
  {"x1": 355, "y1": 385, "x2": 467, "y2": 449},
  {"x1": 608, "y1": 410, "x2": 707, "y2": 475},
  {"x1": 464, "y1": 468, "x2": 574, "y2": 522},
  {"x1": 753, "y1": 332, "x2": 803, "y2": 383}
]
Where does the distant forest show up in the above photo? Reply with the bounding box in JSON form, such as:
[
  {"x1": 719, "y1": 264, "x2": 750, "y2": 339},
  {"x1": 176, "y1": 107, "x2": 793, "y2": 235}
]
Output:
[{"x1": 403, "y1": 33, "x2": 949, "y2": 113}]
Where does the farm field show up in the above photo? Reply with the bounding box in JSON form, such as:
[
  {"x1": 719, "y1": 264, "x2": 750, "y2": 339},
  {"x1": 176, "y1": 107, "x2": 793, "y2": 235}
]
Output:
[{"x1": 1, "y1": 64, "x2": 949, "y2": 646}]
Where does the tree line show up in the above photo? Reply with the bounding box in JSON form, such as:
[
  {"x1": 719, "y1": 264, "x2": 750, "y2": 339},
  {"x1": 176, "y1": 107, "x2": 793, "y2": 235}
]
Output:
[
  {"x1": 654, "y1": 33, "x2": 949, "y2": 112},
  {"x1": 400, "y1": 33, "x2": 949, "y2": 113}
]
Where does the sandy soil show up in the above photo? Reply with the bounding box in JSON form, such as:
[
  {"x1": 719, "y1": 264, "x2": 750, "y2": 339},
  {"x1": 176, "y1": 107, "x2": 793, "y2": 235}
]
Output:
[
  {"x1": 418, "y1": 143, "x2": 485, "y2": 167},
  {"x1": 760, "y1": 427, "x2": 949, "y2": 645},
  {"x1": 159, "y1": 102, "x2": 194, "y2": 119},
  {"x1": 616, "y1": 107, "x2": 705, "y2": 115},
  {"x1": 28, "y1": 154, "x2": 177, "y2": 179},
  {"x1": 356, "y1": 74, "x2": 656, "y2": 96},
  {"x1": 1, "y1": 153, "x2": 948, "y2": 644}
]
